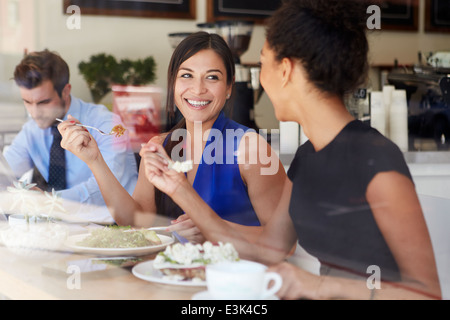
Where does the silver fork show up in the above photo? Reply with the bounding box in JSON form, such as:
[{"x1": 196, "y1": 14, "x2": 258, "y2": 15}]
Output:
[
  {"x1": 55, "y1": 118, "x2": 114, "y2": 136},
  {"x1": 147, "y1": 226, "x2": 189, "y2": 244}
]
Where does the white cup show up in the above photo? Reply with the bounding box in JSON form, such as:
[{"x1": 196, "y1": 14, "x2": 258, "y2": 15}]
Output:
[{"x1": 206, "y1": 260, "x2": 282, "y2": 300}]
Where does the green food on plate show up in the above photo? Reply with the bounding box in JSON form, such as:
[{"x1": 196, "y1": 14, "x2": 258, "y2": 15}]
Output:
[{"x1": 77, "y1": 227, "x2": 161, "y2": 248}]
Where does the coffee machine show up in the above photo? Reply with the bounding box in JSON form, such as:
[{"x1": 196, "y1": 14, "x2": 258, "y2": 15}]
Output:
[
  {"x1": 387, "y1": 52, "x2": 450, "y2": 150},
  {"x1": 214, "y1": 20, "x2": 263, "y2": 130}
]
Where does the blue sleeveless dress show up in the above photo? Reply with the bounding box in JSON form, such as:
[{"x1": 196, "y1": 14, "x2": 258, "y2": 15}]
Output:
[{"x1": 161, "y1": 112, "x2": 260, "y2": 226}]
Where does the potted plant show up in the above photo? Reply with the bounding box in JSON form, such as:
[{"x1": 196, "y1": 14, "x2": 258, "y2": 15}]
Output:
[{"x1": 78, "y1": 53, "x2": 157, "y2": 104}]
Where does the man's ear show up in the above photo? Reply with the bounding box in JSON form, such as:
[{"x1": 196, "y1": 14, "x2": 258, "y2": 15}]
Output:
[{"x1": 62, "y1": 83, "x2": 71, "y2": 99}]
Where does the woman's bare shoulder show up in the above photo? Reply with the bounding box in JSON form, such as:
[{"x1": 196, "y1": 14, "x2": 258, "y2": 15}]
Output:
[{"x1": 149, "y1": 132, "x2": 170, "y2": 145}]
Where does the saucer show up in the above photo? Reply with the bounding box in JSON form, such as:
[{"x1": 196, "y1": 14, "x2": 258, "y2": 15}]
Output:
[{"x1": 191, "y1": 290, "x2": 279, "y2": 300}]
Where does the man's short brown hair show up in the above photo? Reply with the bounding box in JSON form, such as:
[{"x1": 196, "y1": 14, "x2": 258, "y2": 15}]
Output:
[{"x1": 14, "y1": 49, "x2": 70, "y2": 97}]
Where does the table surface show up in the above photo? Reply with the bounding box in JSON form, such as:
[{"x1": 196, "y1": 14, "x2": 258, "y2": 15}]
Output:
[
  {"x1": 1, "y1": 195, "x2": 448, "y2": 300},
  {"x1": 0, "y1": 223, "x2": 205, "y2": 300}
]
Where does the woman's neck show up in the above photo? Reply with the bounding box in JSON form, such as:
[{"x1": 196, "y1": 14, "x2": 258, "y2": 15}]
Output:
[
  {"x1": 295, "y1": 94, "x2": 354, "y2": 152},
  {"x1": 185, "y1": 116, "x2": 217, "y2": 162}
]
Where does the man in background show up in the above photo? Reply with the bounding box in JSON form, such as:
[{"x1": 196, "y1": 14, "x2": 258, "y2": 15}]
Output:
[{"x1": 4, "y1": 49, "x2": 138, "y2": 220}]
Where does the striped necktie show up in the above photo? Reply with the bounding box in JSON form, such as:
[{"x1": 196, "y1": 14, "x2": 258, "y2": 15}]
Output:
[{"x1": 48, "y1": 125, "x2": 66, "y2": 191}]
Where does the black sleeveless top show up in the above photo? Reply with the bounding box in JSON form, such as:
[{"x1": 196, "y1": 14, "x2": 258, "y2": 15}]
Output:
[{"x1": 287, "y1": 120, "x2": 412, "y2": 281}]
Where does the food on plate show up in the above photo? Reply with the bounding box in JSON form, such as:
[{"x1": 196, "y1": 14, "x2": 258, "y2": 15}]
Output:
[
  {"x1": 77, "y1": 227, "x2": 161, "y2": 248},
  {"x1": 153, "y1": 241, "x2": 239, "y2": 281},
  {"x1": 111, "y1": 124, "x2": 126, "y2": 137},
  {"x1": 140, "y1": 229, "x2": 162, "y2": 245},
  {"x1": 169, "y1": 160, "x2": 193, "y2": 173}
]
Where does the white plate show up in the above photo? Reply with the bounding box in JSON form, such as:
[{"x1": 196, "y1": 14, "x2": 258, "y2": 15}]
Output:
[
  {"x1": 192, "y1": 290, "x2": 279, "y2": 300},
  {"x1": 132, "y1": 260, "x2": 206, "y2": 287},
  {"x1": 64, "y1": 233, "x2": 174, "y2": 256}
]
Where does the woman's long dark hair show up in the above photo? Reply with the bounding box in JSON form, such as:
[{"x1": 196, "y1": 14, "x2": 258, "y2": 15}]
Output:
[
  {"x1": 165, "y1": 31, "x2": 235, "y2": 124},
  {"x1": 155, "y1": 31, "x2": 236, "y2": 216}
]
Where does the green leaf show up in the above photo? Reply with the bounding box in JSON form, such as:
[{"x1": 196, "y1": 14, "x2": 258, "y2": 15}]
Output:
[{"x1": 78, "y1": 54, "x2": 157, "y2": 103}]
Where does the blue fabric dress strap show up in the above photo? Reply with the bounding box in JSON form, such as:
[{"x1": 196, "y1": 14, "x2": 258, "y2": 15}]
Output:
[{"x1": 162, "y1": 112, "x2": 260, "y2": 226}]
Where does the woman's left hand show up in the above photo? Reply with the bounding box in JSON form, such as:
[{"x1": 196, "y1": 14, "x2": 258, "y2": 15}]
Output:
[
  {"x1": 139, "y1": 141, "x2": 187, "y2": 196},
  {"x1": 167, "y1": 214, "x2": 206, "y2": 244}
]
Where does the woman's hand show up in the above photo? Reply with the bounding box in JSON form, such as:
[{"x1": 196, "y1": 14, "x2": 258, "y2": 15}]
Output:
[
  {"x1": 140, "y1": 142, "x2": 205, "y2": 244},
  {"x1": 268, "y1": 262, "x2": 322, "y2": 300},
  {"x1": 58, "y1": 115, "x2": 101, "y2": 166},
  {"x1": 167, "y1": 214, "x2": 206, "y2": 244},
  {"x1": 139, "y1": 141, "x2": 187, "y2": 197}
]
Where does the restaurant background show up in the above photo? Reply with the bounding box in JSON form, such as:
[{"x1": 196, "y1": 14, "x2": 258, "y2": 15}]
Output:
[
  {"x1": 1, "y1": 0, "x2": 450, "y2": 130},
  {"x1": 0, "y1": 0, "x2": 449, "y2": 209},
  {"x1": 1, "y1": 3, "x2": 450, "y2": 187}
]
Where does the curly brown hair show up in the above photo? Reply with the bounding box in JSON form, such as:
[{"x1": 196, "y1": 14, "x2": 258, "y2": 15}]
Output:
[{"x1": 265, "y1": 0, "x2": 369, "y2": 98}]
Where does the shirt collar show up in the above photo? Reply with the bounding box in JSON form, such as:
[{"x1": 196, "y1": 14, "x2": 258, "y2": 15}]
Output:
[{"x1": 62, "y1": 95, "x2": 82, "y2": 120}]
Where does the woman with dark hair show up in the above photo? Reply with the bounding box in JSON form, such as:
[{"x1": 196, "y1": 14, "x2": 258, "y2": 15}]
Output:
[
  {"x1": 145, "y1": 1, "x2": 441, "y2": 299},
  {"x1": 58, "y1": 32, "x2": 286, "y2": 243}
]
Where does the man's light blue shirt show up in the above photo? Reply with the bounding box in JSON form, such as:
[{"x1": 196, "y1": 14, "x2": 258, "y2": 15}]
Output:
[{"x1": 4, "y1": 96, "x2": 138, "y2": 210}]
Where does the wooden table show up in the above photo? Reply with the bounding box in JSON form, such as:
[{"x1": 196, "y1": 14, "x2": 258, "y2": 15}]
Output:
[{"x1": 0, "y1": 224, "x2": 204, "y2": 300}]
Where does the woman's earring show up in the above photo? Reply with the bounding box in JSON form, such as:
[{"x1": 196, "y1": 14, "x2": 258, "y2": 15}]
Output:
[{"x1": 226, "y1": 93, "x2": 231, "y2": 99}]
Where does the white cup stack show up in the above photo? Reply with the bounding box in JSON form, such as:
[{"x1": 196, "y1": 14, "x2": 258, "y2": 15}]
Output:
[
  {"x1": 389, "y1": 89, "x2": 409, "y2": 152},
  {"x1": 382, "y1": 85, "x2": 395, "y2": 138},
  {"x1": 279, "y1": 121, "x2": 300, "y2": 154},
  {"x1": 370, "y1": 91, "x2": 386, "y2": 136},
  {"x1": 369, "y1": 86, "x2": 408, "y2": 152}
]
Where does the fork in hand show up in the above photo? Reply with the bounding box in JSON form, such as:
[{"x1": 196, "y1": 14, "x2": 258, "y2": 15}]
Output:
[{"x1": 55, "y1": 118, "x2": 114, "y2": 136}]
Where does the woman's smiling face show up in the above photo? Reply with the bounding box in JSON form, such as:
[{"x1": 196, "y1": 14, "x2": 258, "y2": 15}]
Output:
[{"x1": 174, "y1": 49, "x2": 232, "y2": 126}]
